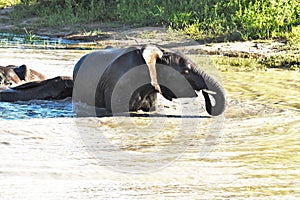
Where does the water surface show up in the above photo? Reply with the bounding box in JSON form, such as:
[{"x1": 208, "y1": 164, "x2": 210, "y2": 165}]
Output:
[{"x1": 0, "y1": 45, "x2": 299, "y2": 199}]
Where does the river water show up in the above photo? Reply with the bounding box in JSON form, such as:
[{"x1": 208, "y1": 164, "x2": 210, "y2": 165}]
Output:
[{"x1": 0, "y1": 45, "x2": 299, "y2": 199}]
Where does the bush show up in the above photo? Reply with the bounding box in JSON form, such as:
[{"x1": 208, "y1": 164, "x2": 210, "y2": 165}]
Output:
[{"x1": 6, "y1": 0, "x2": 300, "y2": 40}]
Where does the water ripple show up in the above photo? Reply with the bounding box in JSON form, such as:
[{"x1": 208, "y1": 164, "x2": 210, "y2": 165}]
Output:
[{"x1": 0, "y1": 99, "x2": 73, "y2": 120}]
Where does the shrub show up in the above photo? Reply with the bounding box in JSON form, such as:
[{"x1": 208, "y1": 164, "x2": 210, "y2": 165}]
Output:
[{"x1": 5, "y1": 0, "x2": 300, "y2": 40}]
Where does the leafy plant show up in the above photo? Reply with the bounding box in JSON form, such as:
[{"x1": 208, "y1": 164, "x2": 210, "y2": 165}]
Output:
[
  {"x1": 3, "y1": 0, "x2": 300, "y2": 40},
  {"x1": 24, "y1": 27, "x2": 35, "y2": 44}
]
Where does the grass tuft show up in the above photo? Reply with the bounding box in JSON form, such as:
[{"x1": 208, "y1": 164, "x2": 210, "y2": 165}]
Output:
[{"x1": 1, "y1": 0, "x2": 299, "y2": 41}]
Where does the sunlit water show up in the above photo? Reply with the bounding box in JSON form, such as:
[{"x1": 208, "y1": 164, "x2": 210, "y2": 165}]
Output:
[
  {"x1": 0, "y1": 45, "x2": 299, "y2": 199},
  {"x1": 0, "y1": 47, "x2": 90, "y2": 120}
]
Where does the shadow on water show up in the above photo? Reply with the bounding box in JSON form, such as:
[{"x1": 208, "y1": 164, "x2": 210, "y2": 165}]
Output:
[
  {"x1": 0, "y1": 99, "x2": 210, "y2": 120},
  {"x1": 108, "y1": 112, "x2": 211, "y2": 119},
  {"x1": 0, "y1": 98, "x2": 73, "y2": 120}
]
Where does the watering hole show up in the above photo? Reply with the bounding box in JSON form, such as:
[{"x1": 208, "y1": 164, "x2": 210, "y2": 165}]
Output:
[{"x1": 0, "y1": 43, "x2": 299, "y2": 199}]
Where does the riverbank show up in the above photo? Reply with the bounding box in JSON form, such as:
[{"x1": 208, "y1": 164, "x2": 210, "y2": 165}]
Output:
[{"x1": 1, "y1": 6, "x2": 299, "y2": 72}]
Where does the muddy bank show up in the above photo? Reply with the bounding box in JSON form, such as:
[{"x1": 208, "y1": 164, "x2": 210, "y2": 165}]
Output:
[{"x1": 1, "y1": 6, "x2": 297, "y2": 61}]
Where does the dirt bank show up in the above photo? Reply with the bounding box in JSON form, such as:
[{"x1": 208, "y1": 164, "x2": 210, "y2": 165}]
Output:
[{"x1": 1, "y1": 6, "x2": 294, "y2": 60}]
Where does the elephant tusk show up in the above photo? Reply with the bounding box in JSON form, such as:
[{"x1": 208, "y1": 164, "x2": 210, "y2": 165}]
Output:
[
  {"x1": 202, "y1": 89, "x2": 217, "y2": 95},
  {"x1": 142, "y1": 45, "x2": 163, "y2": 94}
]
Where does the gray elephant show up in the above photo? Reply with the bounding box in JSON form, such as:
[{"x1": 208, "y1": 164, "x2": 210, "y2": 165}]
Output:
[
  {"x1": 0, "y1": 76, "x2": 73, "y2": 102},
  {"x1": 73, "y1": 45, "x2": 226, "y2": 116}
]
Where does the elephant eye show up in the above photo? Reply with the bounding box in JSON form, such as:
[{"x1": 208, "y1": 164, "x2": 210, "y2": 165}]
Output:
[{"x1": 183, "y1": 70, "x2": 189, "y2": 74}]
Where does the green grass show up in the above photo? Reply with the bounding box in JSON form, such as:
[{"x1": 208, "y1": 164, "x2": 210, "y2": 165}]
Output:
[
  {"x1": 213, "y1": 56, "x2": 266, "y2": 72},
  {"x1": 1, "y1": 0, "x2": 299, "y2": 40},
  {"x1": 214, "y1": 53, "x2": 300, "y2": 72},
  {"x1": 0, "y1": 0, "x2": 20, "y2": 8},
  {"x1": 1, "y1": 0, "x2": 300, "y2": 72}
]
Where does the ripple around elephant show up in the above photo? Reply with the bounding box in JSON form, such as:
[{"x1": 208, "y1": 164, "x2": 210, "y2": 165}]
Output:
[{"x1": 73, "y1": 45, "x2": 226, "y2": 116}]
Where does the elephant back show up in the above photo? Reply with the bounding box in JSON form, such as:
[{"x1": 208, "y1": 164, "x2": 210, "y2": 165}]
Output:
[{"x1": 72, "y1": 47, "x2": 140, "y2": 107}]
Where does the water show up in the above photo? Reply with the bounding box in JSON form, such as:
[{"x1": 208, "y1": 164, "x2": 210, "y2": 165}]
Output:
[
  {"x1": 0, "y1": 43, "x2": 299, "y2": 199},
  {"x1": 0, "y1": 99, "x2": 73, "y2": 120},
  {"x1": 0, "y1": 32, "x2": 82, "y2": 48},
  {"x1": 0, "y1": 46, "x2": 90, "y2": 120}
]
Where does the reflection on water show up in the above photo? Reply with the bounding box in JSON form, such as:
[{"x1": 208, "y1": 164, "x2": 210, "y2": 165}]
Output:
[
  {"x1": 0, "y1": 32, "x2": 81, "y2": 48},
  {"x1": 0, "y1": 99, "x2": 73, "y2": 120},
  {"x1": 0, "y1": 47, "x2": 90, "y2": 120},
  {"x1": 0, "y1": 46, "x2": 299, "y2": 199}
]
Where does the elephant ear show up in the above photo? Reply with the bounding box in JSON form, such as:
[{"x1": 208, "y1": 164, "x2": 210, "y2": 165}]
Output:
[
  {"x1": 141, "y1": 45, "x2": 163, "y2": 94},
  {"x1": 13, "y1": 64, "x2": 30, "y2": 81}
]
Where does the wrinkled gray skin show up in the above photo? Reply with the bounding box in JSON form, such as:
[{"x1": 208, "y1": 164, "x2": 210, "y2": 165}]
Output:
[
  {"x1": 156, "y1": 48, "x2": 226, "y2": 116},
  {"x1": 0, "y1": 76, "x2": 73, "y2": 102},
  {"x1": 73, "y1": 45, "x2": 226, "y2": 116}
]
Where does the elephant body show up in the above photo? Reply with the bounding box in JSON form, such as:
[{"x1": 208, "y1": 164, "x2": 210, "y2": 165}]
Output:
[
  {"x1": 0, "y1": 45, "x2": 226, "y2": 117},
  {"x1": 73, "y1": 45, "x2": 226, "y2": 116},
  {"x1": 0, "y1": 76, "x2": 73, "y2": 102}
]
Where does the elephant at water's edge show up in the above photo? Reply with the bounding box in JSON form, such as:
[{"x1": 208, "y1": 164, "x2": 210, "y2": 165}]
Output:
[{"x1": 73, "y1": 45, "x2": 226, "y2": 116}]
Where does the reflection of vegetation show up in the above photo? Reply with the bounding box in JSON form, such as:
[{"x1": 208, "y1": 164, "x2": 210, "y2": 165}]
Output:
[
  {"x1": 213, "y1": 56, "x2": 266, "y2": 72},
  {"x1": 215, "y1": 53, "x2": 300, "y2": 72},
  {"x1": 1, "y1": 0, "x2": 299, "y2": 40},
  {"x1": 23, "y1": 27, "x2": 35, "y2": 44},
  {"x1": 222, "y1": 70, "x2": 300, "y2": 110},
  {"x1": 261, "y1": 54, "x2": 300, "y2": 71}
]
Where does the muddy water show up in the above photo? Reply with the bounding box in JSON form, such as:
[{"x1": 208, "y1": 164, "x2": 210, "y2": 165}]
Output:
[{"x1": 0, "y1": 47, "x2": 299, "y2": 199}]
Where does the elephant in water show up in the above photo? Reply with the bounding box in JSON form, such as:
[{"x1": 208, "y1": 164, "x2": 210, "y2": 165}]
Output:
[
  {"x1": 0, "y1": 64, "x2": 73, "y2": 102},
  {"x1": 0, "y1": 76, "x2": 73, "y2": 102},
  {"x1": 0, "y1": 64, "x2": 46, "y2": 88},
  {"x1": 73, "y1": 45, "x2": 226, "y2": 116}
]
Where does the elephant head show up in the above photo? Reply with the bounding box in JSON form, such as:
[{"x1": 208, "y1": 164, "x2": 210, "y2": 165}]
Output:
[
  {"x1": 154, "y1": 47, "x2": 226, "y2": 116},
  {"x1": 0, "y1": 65, "x2": 46, "y2": 87},
  {"x1": 11, "y1": 64, "x2": 46, "y2": 82},
  {"x1": 0, "y1": 66, "x2": 21, "y2": 86}
]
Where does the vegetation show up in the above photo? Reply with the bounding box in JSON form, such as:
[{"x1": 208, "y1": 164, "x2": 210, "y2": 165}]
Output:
[
  {"x1": 1, "y1": 0, "x2": 299, "y2": 71},
  {"x1": 1, "y1": 0, "x2": 299, "y2": 40},
  {"x1": 214, "y1": 54, "x2": 300, "y2": 72},
  {"x1": 0, "y1": 0, "x2": 20, "y2": 8}
]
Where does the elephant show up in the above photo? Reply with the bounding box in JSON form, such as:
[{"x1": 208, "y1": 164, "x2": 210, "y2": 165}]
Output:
[
  {"x1": 0, "y1": 64, "x2": 46, "y2": 87},
  {"x1": 73, "y1": 45, "x2": 226, "y2": 116},
  {"x1": 0, "y1": 76, "x2": 73, "y2": 102}
]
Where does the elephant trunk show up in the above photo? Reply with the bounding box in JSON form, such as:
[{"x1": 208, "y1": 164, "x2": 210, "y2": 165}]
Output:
[{"x1": 194, "y1": 69, "x2": 226, "y2": 116}]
